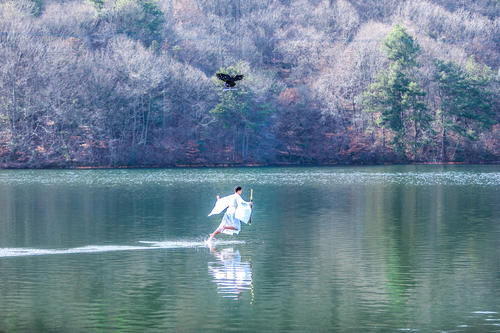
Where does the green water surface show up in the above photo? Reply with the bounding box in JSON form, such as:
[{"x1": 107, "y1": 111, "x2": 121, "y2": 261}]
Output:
[{"x1": 0, "y1": 165, "x2": 499, "y2": 332}]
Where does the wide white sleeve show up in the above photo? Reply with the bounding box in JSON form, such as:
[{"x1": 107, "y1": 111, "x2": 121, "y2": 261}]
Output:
[
  {"x1": 208, "y1": 194, "x2": 232, "y2": 216},
  {"x1": 234, "y1": 195, "x2": 252, "y2": 224}
]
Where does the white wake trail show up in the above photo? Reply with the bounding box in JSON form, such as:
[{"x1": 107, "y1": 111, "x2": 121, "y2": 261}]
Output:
[{"x1": 0, "y1": 240, "x2": 245, "y2": 258}]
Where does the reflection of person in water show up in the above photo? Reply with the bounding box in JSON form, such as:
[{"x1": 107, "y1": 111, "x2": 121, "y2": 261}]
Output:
[{"x1": 208, "y1": 245, "x2": 252, "y2": 299}]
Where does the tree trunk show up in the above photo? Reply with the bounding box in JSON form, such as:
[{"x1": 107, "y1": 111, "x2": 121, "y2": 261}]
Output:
[
  {"x1": 441, "y1": 128, "x2": 447, "y2": 162},
  {"x1": 441, "y1": 111, "x2": 447, "y2": 162},
  {"x1": 241, "y1": 126, "x2": 250, "y2": 162},
  {"x1": 233, "y1": 126, "x2": 237, "y2": 162},
  {"x1": 414, "y1": 122, "x2": 418, "y2": 160},
  {"x1": 382, "y1": 127, "x2": 386, "y2": 162}
]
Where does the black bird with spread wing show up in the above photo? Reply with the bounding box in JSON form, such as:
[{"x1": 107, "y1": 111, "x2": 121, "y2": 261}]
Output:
[{"x1": 216, "y1": 73, "x2": 244, "y2": 88}]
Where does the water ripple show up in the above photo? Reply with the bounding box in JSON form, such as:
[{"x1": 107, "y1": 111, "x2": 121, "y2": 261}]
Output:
[{"x1": 0, "y1": 167, "x2": 498, "y2": 187}]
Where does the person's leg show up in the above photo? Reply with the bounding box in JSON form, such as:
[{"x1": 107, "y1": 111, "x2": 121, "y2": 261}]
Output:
[
  {"x1": 209, "y1": 228, "x2": 220, "y2": 241},
  {"x1": 209, "y1": 226, "x2": 237, "y2": 241}
]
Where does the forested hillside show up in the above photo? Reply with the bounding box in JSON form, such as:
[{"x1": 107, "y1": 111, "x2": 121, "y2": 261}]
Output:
[{"x1": 0, "y1": 0, "x2": 498, "y2": 167}]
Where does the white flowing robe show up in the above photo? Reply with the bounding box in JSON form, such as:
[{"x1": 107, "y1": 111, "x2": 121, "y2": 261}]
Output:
[{"x1": 208, "y1": 193, "x2": 252, "y2": 235}]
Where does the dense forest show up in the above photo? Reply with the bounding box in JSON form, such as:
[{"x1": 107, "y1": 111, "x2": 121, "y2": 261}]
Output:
[{"x1": 0, "y1": 0, "x2": 498, "y2": 167}]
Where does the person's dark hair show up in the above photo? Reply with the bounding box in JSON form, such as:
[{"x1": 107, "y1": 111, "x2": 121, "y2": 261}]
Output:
[{"x1": 235, "y1": 186, "x2": 242, "y2": 193}]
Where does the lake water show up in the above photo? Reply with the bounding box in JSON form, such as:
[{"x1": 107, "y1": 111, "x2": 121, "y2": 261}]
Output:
[{"x1": 0, "y1": 165, "x2": 499, "y2": 332}]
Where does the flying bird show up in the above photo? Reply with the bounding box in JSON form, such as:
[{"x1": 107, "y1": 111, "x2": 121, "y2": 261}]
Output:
[{"x1": 216, "y1": 73, "x2": 244, "y2": 88}]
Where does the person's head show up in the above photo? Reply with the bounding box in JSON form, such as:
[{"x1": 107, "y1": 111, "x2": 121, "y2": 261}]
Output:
[{"x1": 234, "y1": 186, "x2": 242, "y2": 195}]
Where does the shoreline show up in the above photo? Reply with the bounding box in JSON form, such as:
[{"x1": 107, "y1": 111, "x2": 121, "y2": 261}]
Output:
[{"x1": 0, "y1": 161, "x2": 498, "y2": 170}]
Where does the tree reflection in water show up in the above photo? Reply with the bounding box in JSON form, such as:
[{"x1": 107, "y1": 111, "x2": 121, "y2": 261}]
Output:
[{"x1": 208, "y1": 245, "x2": 253, "y2": 300}]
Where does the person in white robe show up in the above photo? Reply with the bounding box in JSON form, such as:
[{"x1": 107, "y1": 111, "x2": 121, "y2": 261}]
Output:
[{"x1": 208, "y1": 186, "x2": 253, "y2": 241}]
